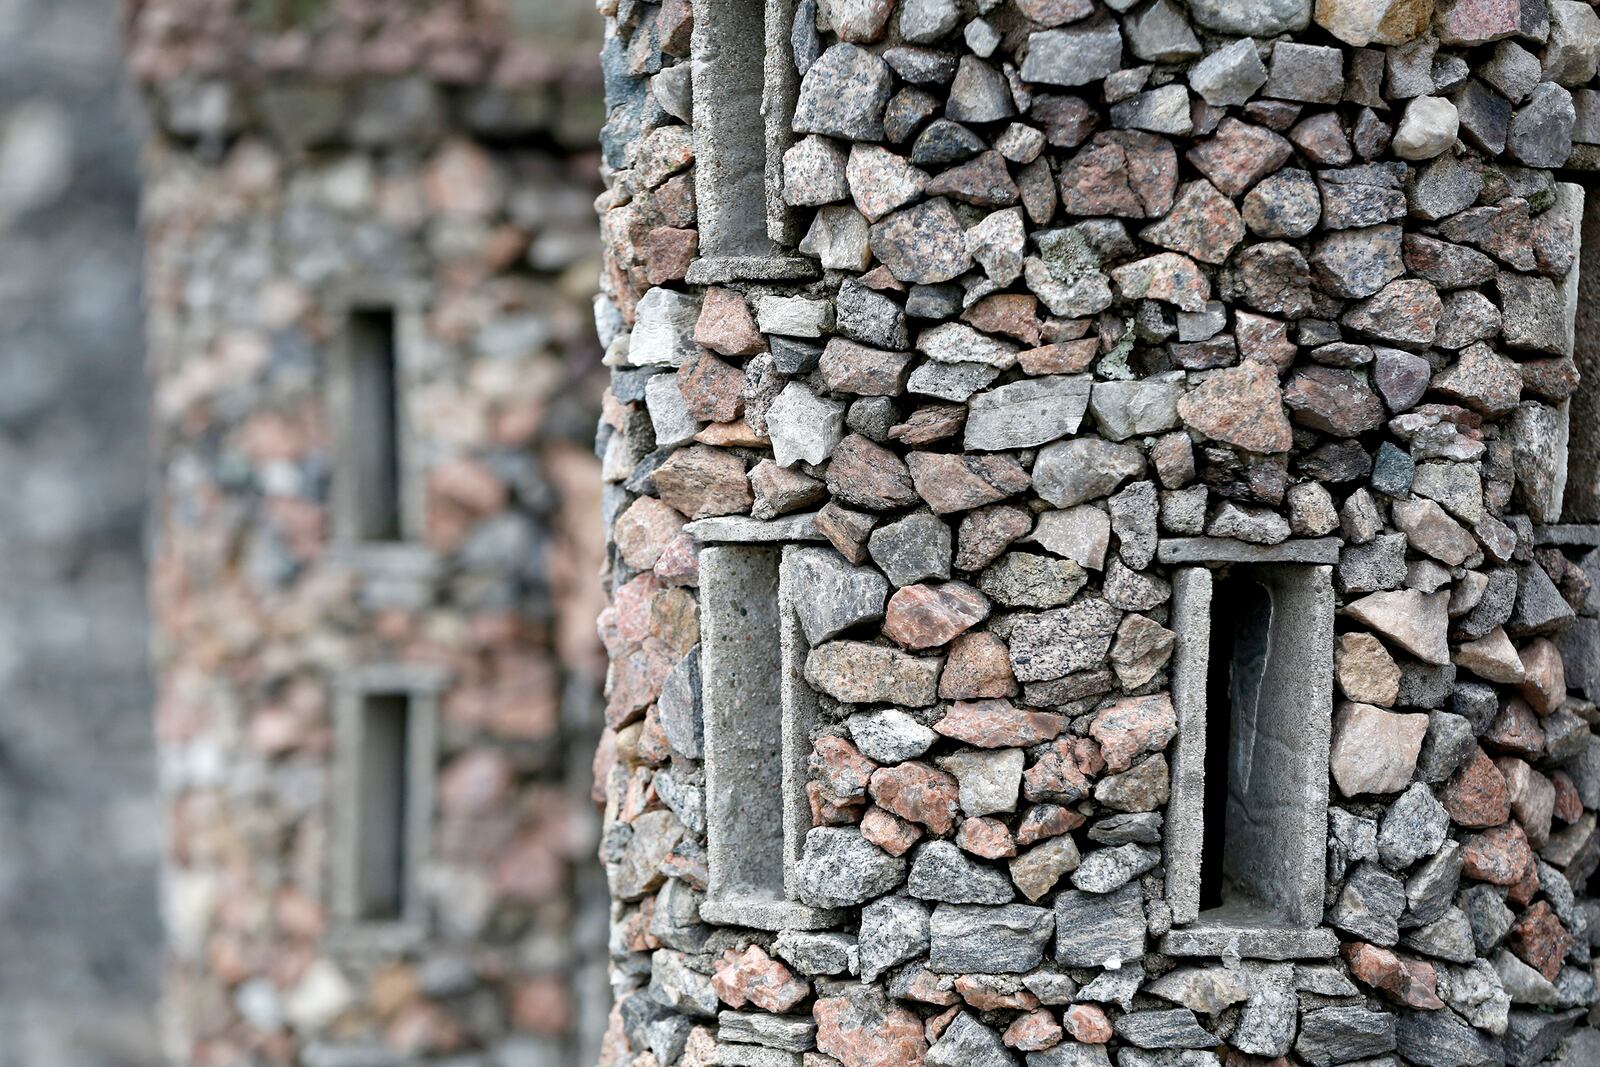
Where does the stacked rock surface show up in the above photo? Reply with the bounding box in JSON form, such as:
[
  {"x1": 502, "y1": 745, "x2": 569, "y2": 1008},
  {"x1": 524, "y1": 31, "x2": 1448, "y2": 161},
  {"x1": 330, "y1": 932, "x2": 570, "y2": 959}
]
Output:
[{"x1": 594, "y1": 0, "x2": 1600, "y2": 1065}]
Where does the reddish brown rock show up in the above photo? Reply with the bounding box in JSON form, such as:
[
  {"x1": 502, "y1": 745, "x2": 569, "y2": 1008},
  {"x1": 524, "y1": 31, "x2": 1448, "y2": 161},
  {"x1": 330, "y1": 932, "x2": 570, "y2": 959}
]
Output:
[
  {"x1": 1003, "y1": 1010, "x2": 1065, "y2": 1052},
  {"x1": 828, "y1": 435, "x2": 919, "y2": 511},
  {"x1": 1110, "y1": 252, "x2": 1212, "y2": 313},
  {"x1": 1509, "y1": 900, "x2": 1573, "y2": 981},
  {"x1": 1342, "y1": 942, "x2": 1444, "y2": 1010},
  {"x1": 817, "y1": 500, "x2": 877, "y2": 564},
  {"x1": 1090, "y1": 694, "x2": 1179, "y2": 774},
  {"x1": 1016, "y1": 803, "x2": 1085, "y2": 846},
  {"x1": 957, "y1": 816, "x2": 1018, "y2": 859},
  {"x1": 1551, "y1": 771, "x2": 1582, "y2": 824},
  {"x1": 713, "y1": 945, "x2": 812, "y2": 1013},
  {"x1": 1236, "y1": 311, "x2": 1298, "y2": 370},
  {"x1": 1186, "y1": 119, "x2": 1293, "y2": 197},
  {"x1": 861, "y1": 805, "x2": 923, "y2": 856},
  {"x1": 1016, "y1": 0, "x2": 1095, "y2": 26},
  {"x1": 1057, "y1": 131, "x2": 1179, "y2": 219},
  {"x1": 677, "y1": 350, "x2": 746, "y2": 422},
  {"x1": 939, "y1": 632, "x2": 1020, "y2": 699},
  {"x1": 906, "y1": 452, "x2": 1031, "y2": 513},
  {"x1": 1022, "y1": 738, "x2": 1091, "y2": 804},
  {"x1": 654, "y1": 446, "x2": 753, "y2": 518},
  {"x1": 935, "y1": 699, "x2": 1064, "y2": 747},
  {"x1": 1330, "y1": 702, "x2": 1428, "y2": 796},
  {"x1": 869, "y1": 762, "x2": 961, "y2": 835},
  {"x1": 1444, "y1": 749, "x2": 1512, "y2": 828},
  {"x1": 1518, "y1": 638, "x2": 1566, "y2": 714},
  {"x1": 927, "y1": 150, "x2": 1020, "y2": 207},
  {"x1": 814, "y1": 991, "x2": 929, "y2": 1067},
  {"x1": 811, "y1": 735, "x2": 877, "y2": 800},
  {"x1": 1176, "y1": 361, "x2": 1294, "y2": 453},
  {"x1": 964, "y1": 294, "x2": 1044, "y2": 346},
  {"x1": 691, "y1": 287, "x2": 764, "y2": 358},
  {"x1": 614, "y1": 495, "x2": 687, "y2": 570},
  {"x1": 1138, "y1": 178, "x2": 1246, "y2": 264},
  {"x1": 884, "y1": 582, "x2": 991, "y2": 650},
  {"x1": 645, "y1": 226, "x2": 698, "y2": 283},
  {"x1": 820, "y1": 338, "x2": 916, "y2": 396},
  {"x1": 955, "y1": 975, "x2": 1040, "y2": 1011},
  {"x1": 890, "y1": 404, "x2": 968, "y2": 447},
  {"x1": 1282, "y1": 366, "x2": 1386, "y2": 436},
  {"x1": 1018, "y1": 338, "x2": 1098, "y2": 375},
  {"x1": 1484, "y1": 697, "x2": 1545, "y2": 760},
  {"x1": 1461, "y1": 822, "x2": 1535, "y2": 886},
  {"x1": 1062, "y1": 1004, "x2": 1113, "y2": 1044},
  {"x1": 955, "y1": 505, "x2": 1034, "y2": 571}
]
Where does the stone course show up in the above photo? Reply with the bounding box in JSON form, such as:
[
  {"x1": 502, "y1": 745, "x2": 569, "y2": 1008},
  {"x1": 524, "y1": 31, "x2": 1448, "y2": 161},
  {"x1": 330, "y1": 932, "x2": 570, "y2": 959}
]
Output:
[{"x1": 591, "y1": 0, "x2": 1600, "y2": 1065}]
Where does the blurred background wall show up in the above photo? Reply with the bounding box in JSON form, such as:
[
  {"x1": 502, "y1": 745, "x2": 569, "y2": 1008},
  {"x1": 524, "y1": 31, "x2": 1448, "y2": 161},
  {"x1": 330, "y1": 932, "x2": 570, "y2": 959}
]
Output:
[
  {"x1": 126, "y1": 1, "x2": 611, "y2": 1064},
  {"x1": 0, "y1": 0, "x2": 161, "y2": 1064}
]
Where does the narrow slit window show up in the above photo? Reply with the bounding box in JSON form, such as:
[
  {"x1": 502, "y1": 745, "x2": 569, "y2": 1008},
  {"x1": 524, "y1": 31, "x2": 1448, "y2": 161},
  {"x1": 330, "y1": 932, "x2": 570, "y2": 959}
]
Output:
[
  {"x1": 690, "y1": 0, "x2": 786, "y2": 258},
  {"x1": 1167, "y1": 564, "x2": 1333, "y2": 937},
  {"x1": 1200, "y1": 573, "x2": 1278, "y2": 917},
  {"x1": 697, "y1": 541, "x2": 829, "y2": 931},
  {"x1": 346, "y1": 306, "x2": 404, "y2": 543},
  {"x1": 1566, "y1": 179, "x2": 1598, "y2": 520},
  {"x1": 354, "y1": 692, "x2": 411, "y2": 921}
]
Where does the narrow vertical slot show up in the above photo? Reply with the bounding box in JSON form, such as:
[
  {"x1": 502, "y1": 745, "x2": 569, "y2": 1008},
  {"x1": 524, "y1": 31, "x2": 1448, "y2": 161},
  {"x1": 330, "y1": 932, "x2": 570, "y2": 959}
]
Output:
[
  {"x1": 347, "y1": 307, "x2": 403, "y2": 542},
  {"x1": 355, "y1": 692, "x2": 410, "y2": 921}
]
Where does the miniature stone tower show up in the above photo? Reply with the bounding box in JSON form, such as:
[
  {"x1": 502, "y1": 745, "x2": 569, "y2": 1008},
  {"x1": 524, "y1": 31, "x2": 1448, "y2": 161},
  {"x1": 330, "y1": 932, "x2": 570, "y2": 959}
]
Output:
[
  {"x1": 130, "y1": 1, "x2": 611, "y2": 1063},
  {"x1": 593, "y1": 0, "x2": 1600, "y2": 1064}
]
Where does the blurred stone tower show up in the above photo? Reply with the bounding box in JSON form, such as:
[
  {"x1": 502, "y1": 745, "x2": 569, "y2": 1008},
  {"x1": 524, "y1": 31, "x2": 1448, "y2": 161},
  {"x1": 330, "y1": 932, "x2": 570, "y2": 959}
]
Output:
[
  {"x1": 128, "y1": 1, "x2": 611, "y2": 1064},
  {"x1": 591, "y1": 1, "x2": 1600, "y2": 1065}
]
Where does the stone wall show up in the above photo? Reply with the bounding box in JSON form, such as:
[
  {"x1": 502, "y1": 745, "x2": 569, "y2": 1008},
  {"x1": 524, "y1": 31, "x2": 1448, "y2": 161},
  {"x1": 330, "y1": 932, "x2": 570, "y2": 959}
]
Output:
[
  {"x1": 592, "y1": 1, "x2": 1600, "y2": 1065},
  {"x1": 0, "y1": 1, "x2": 160, "y2": 1065},
  {"x1": 132, "y1": 1, "x2": 612, "y2": 1063}
]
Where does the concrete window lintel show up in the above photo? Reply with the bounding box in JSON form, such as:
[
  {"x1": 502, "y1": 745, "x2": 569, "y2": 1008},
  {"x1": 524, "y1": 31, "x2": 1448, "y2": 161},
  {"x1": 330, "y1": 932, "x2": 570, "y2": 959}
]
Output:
[
  {"x1": 685, "y1": 512, "x2": 826, "y2": 544},
  {"x1": 1156, "y1": 537, "x2": 1340, "y2": 565}
]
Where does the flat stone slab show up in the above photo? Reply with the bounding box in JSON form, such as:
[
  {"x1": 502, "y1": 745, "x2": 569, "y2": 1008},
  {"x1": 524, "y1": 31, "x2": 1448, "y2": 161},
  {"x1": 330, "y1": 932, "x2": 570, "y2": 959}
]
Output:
[
  {"x1": 1157, "y1": 537, "x2": 1340, "y2": 564},
  {"x1": 687, "y1": 256, "x2": 823, "y2": 285},
  {"x1": 1533, "y1": 523, "x2": 1600, "y2": 546},
  {"x1": 1161, "y1": 922, "x2": 1339, "y2": 960},
  {"x1": 700, "y1": 898, "x2": 843, "y2": 932},
  {"x1": 686, "y1": 513, "x2": 826, "y2": 543}
]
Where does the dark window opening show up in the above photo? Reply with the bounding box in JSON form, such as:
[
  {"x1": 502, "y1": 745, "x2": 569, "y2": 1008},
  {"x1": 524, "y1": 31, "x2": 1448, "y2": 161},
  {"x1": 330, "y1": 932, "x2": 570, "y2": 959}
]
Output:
[
  {"x1": 1564, "y1": 180, "x2": 1598, "y2": 520},
  {"x1": 347, "y1": 307, "x2": 403, "y2": 542},
  {"x1": 1200, "y1": 571, "x2": 1274, "y2": 914},
  {"x1": 355, "y1": 692, "x2": 411, "y2": 921}
]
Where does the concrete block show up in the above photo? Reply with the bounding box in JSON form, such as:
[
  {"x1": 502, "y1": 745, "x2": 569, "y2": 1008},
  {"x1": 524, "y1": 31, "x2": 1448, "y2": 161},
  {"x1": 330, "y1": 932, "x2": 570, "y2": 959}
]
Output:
[{"x1": 1156, "y1": 537, "x2": 1341, "y2": 564}]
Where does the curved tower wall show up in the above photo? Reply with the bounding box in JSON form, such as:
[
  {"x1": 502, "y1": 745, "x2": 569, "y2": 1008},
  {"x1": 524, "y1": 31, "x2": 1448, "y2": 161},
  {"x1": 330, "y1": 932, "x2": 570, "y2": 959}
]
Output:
[
  {"x1": 593, "y1": 1, "x2": 1600, "y2": 1064},
  {"x1": 132, "y1": 2, "x2": 612, "y2": 1063}
]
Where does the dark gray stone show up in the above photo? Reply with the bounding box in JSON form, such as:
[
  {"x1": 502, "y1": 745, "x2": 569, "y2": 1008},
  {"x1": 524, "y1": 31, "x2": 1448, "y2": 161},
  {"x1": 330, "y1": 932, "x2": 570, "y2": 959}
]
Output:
[
  {"x1": 1055, "y1": 883, "x2": 1145, "y2": 968},
  {"x1": 928, "y1": 903, "x2": 1055, "y2": 974}
]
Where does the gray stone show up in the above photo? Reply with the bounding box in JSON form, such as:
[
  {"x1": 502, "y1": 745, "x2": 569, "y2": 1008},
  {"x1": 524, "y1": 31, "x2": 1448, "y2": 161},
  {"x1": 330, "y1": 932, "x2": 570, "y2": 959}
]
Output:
[
  {"x1": 1294, "y1": 1007, "x2": 1396, "y2": 1067},
  {"x1": 1021, "y1": 17, "x2": 1124, "y2": 88},
  {"x1": 1033, "y1": 438, "x2": 1144, "y2": 507},
  {"x1": 1125, "y1": 0, "x2": 1201, "y2": 61},
  {"x1": 1264, "y1": 42, "x2": 1344, "y2": 104},
  {"x1": 793, "y1": 44, "x2": 893, "y2": 141},
  {"x1": 1508, "y1": 81, "x2": 1576, "y2": 167},
  {"x1": 940, "y1": 748, "x2": 1024, "y2": 817},
  {"x1": 1312, "y1": 224, "x2": 1404, "y2": 298},
  {"x1": 869, "y1": 509, "x2": 952, "y2": 586},
  {"x1": 847, "y1": 709, "x2": 936, "y2": 764},
  {"x1": 1031, "y1": 506, "x2": 1112, "y2": 570},
  {"x1": 1329, "y1": 862, "x2": 1406, "y2": 945},
  {"x1": 1088, "y1": 379, "x2": 1182, "y2": 441},
  {"x1": 784, "y1": 547, "x2": 888, "y2": 644},
  {"x1": 909, "y1": 840, "x2": 1013, "y2": 904},
  {"x1": 774, "y1": 930, "x2": 858, "y2": 976},
  {"x1": 1110, "y1": 85, "x2": 1194, "y2": 136},
  {"x1": 1461, "y1": 884, "x2": 1516, "y2": 954},
  {"x1": 1190, "y1": 0, "x2": 1310, "y2": 35},
  {"x1": 1402, "y1": 905, "x2": 1477, "y2": 963},
  {"x1": 652, "y1": 949, "x2": 719, "y2": 1018},
  {"x1": 767, "y1": 384, "x2": 846, "y2": 468},
  {"x1": 835, "y1": 279, "x2": 907, "y2": 349},
  {"x1": 1025, "y1": 1044, "x2": 1112, "y2": 1067},
  {"x1": 1415, "y1": 711, "x2": 1475, "y2": 783},
  {"x1": 899, "y1": 0, "x2": 960, "y2": 43},
  {"x1": 1145, "y1": 967, "x2": 1252, "y2": 1014},
  {"x1": 1405, "y1": 840, "x2": 1463, "y2": 926},
  {"x1": 1394, "y1": 1009, "x2": 1502, "y2": 1067},
  {"x1": 1070, "y1": 843, "x2": 1158, "y2": 893},
  {"x1": 926, "y1": 1013, "x2": 1012, "y2": 1067},
  {"x1": 1110, "y1": 482, "x2": 1159, "y2": 569},
  {"x1": 795, "y1": 827, "x2": 908, "y2": 908},
  {"x1": 1376, "y1": 782, "x2": 1449, "y2": 868},
  {"x1": 947, "y1": 56, "x2": 1016, "y2": 124},
  {"x1": 1055, "y1": 883, "x2": 1145, "y2": 968},
  {"x1": 632, "y1": 288, "x2": 702, "y2": 368},
  {"x1": 1114, "y1": 1009, "x2": 1215, "y2": 1050},
  {"x1": 928, "y1": 903, "x2": 1055, "y2": 974},
  {"x1": 977, "y1": 552, "x2": 1088, "y2": 609},
  {"x1": 1232, "y1": 987, "x2": 1297, "y2": 1058},
  {"x1": 660, "y1": 649, "x2": 704, "y2": 759},
  {"x1": 717, "y1": 1012, "x2": 816, "y2": 1052},
  {"x1": 1007, "y1": 597, "x2": 1122, "y2": 683},
  {"x1": 1189, "y1": 38, "x2": 1269, "y2": 107},
  {"x1": 908, "y1": 360, "x2": 1001, "y2": 401},
  {"x1": 965, "y1": 376, "x2": 1091, "y2": 451},
  {"x1": 858, "y1": 895, "x2": 929, "y2": 982}
]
